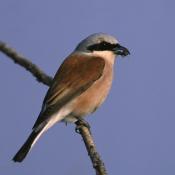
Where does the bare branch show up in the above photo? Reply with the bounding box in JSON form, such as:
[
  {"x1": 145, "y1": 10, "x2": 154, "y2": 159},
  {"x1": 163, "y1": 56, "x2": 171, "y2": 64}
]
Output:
[
  {"x1": 0, "y1": 41, "x2": 52, "y2": 86},
  {"x1": 75, "y1": 120, "x2": 107, "y2": 175},
  {"x1": 0, "y1": 41, "x2": 108, "y2": 175}
]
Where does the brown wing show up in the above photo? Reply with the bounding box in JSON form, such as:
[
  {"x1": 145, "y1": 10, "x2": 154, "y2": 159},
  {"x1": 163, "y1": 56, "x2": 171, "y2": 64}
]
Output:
[{"x1": 33, "y1": 53, "x2": 105, "y2": 129}]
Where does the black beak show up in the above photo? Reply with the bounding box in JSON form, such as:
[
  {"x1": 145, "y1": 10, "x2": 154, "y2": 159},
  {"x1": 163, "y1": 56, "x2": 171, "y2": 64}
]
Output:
[{"x1": 113, "y1": 44, "x2": 130, "y2": 57}]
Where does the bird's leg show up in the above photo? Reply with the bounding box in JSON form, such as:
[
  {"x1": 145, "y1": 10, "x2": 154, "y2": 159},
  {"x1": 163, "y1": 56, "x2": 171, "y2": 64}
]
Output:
[
  {"x1": 75, "y1": 118, "x2": 91, "y2": 134},
  {"x1": 76, "y1": 118, "x2": 91, "y2": 129}
]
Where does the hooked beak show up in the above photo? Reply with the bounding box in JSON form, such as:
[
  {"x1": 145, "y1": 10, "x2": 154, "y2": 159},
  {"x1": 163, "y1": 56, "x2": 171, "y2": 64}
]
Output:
[{"x1": 113, "y1": 44, "x2": 130, "y2": 57}]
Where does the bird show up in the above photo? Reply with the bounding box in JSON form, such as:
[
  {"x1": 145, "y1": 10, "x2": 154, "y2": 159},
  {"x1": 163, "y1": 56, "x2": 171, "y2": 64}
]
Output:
[{"x1": 13, "y1": 33, "x2": 130, "y2": 162}]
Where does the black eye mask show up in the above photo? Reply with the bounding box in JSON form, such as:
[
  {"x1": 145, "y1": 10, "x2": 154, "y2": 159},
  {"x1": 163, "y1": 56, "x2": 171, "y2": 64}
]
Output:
[{"x1": 87, "y1": 41, "x2": 118, "y2": 51}]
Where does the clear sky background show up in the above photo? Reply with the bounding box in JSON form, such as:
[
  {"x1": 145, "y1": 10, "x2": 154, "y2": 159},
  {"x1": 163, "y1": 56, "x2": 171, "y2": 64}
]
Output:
[{"x1": 0, "y1": 0, "x2": 175, "y2": 175}]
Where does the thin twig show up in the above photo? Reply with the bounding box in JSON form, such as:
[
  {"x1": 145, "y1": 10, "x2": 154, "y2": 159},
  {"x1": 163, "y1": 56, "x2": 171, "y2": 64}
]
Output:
[
  {"x1": 0, "y1": 41, "x2": 52, "y2": 86},
  {"x1": 0, "y1": 41, "x2": 108, "y2": 175}
]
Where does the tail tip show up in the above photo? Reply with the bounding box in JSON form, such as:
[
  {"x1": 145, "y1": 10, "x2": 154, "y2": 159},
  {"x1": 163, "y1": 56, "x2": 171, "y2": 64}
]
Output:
[{"x1": 12, "y1": 151, "x2": 27, "y2": 163}]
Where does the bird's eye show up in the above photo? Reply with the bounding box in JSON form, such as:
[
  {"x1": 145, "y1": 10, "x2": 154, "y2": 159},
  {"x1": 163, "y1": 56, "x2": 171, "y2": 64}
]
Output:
[
  {"x1": 99, "y1": 42, "x2": 112, "y2": 50},
  {"x1": 101, "y1": 42, "x2": 107, "y2": 46},
  {"x1": 100, "y1": 42, "x2": 109, "y2": 48}
]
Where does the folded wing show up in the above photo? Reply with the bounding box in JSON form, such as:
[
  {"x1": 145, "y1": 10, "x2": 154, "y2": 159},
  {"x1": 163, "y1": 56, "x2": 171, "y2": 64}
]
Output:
[{"x1": 33, "y1": 54, "x2": 105, "y2": 129}]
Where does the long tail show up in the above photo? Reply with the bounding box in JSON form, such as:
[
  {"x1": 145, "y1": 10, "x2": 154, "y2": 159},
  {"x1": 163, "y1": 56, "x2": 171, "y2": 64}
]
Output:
[
  {"x1": 13, "y1": 125, "x2": 46, "y2": 162},
  {"x1": 13, "y1": 109, "x2": 70, "y2": 162}
]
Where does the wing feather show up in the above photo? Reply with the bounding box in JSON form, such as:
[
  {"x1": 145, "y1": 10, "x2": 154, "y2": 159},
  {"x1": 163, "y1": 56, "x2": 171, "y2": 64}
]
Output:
[{"x1": 33, "y1": 54, "x2": 105, "y2": 129}]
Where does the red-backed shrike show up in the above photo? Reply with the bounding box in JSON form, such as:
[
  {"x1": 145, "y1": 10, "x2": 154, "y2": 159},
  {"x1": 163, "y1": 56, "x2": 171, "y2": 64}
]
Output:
[{"x1": 13, "y1": 33, "x2": 130, "y2": 162}]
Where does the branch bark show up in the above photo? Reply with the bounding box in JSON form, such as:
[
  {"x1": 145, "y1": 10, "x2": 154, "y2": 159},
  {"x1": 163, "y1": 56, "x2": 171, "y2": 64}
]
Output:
[
  {"x1": 0, "y1": 41, "x2": 108, "y2": 175},
  {"x1": 0, "y1": 41, "x2": 52, "y2": 86},
  {"x1": 75, "y1": 120, "x2": 107, "y2": 175}
]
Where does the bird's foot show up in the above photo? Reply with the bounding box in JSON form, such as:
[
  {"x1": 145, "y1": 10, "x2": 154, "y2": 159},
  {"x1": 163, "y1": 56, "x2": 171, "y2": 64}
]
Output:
[{"x1": 75, "y1": 119, "x2": 91, "y2": 134}]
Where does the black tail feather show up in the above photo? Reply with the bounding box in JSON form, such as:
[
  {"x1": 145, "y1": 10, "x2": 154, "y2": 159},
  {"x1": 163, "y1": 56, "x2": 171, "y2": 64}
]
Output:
[{"x1": 13, "y1": 129, "x2": 41, "y2": 162}]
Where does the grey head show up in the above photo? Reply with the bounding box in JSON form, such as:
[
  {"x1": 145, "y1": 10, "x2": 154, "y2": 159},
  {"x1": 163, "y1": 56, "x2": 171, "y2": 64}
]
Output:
[{"x1": 75, "y1": 33, "x2": 130, "y2": 57}]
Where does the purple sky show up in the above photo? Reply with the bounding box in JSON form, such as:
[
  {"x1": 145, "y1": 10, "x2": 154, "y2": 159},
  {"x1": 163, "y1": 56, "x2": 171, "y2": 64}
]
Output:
[{"x1": 0, "y1": 0, "x2": 175, "y2": 174}]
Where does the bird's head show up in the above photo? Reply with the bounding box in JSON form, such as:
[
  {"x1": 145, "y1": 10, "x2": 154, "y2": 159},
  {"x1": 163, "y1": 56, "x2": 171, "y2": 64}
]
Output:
[{"x1": 75, "y1": 33, "x2": 130, "y2": 57}]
